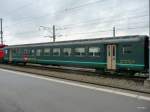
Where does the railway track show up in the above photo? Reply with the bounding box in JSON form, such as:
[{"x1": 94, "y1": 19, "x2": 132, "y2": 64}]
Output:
[{"x1": 5, "y1": 63, "x2": 147, "y2": 82}]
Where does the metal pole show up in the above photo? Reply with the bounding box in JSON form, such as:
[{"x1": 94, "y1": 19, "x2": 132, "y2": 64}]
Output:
[
  {"x1": 53, "y1": 25, "x2": 56, "y2": 42},
  {"x1": 113, "y1": 26, "x2": 115, "y2": 37},
  {"x1": 149, "y1": 0, "x2": 150, "y2": 80},
  {"x1": 0, "y1": 18, "x2": 3, "y2": 44}
]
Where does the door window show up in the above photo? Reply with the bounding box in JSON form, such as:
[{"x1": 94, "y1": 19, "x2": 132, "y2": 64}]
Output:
[{"x1": 112, "y1": 46, "x2": 115, "y2": 56}]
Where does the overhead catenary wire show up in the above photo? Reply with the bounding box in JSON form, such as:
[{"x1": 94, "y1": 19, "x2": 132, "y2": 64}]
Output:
[
  {"x1": 2, "y1": 0, "x2": 148, "y2": 42},
  {"x1": 3, "y1": 0, "x2": 108, "y2": 27},
  {"x1": 13, "y1": 25, "x2": 148, "y2": 37},
  {"x1": 62, "y1": 26, "x2": 149, "y2": 40},
  {"x1": 72, "y1": 25, "x2": 148, "y2": 35},
  {"x1": 3, "y1": 2, "x2": 148, "y2": 29},
  {"x1": 56, "y1": 14, "x2": 148, "y2": 30},
  {"x1": 4, "y1": 11, "x2": 148, "y2": 30},
  {"x1": 4, "y1": 15, "x2": 148, "y2": 39},
  {"x1": 57, "y1": 11, "x2": 148, "y2": 28},
  {"x1": 4, "y1": 1, "x2": 33, "y2": 18}
]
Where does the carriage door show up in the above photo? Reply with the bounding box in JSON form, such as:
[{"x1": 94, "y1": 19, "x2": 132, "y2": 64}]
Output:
[
  {"x1": 9, "y1": 49, "x2": 12, "y2": 62},
  {"x1": 107, "y1": 45, "x2": 116, "y2": 70}
]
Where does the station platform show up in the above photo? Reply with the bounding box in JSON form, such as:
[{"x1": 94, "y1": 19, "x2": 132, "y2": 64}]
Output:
[{"x1": 0, "y1": 68, "x2": 150, "y2": 112}]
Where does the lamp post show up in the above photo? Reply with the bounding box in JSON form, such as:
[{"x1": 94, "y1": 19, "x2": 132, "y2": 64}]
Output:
[{"x1": 0, "y1": 18, "x2": 3, "y2": 44}]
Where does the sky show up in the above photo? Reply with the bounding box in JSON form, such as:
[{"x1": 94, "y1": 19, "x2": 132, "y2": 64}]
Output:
[{"x1": 0, "y1": 0, "x2": 149, "y2": 45}]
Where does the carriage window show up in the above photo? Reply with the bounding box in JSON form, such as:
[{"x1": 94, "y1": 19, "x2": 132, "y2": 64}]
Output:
[
  {"x1": 44, "y1": 48, "x2": 50, "y2": 56},
  {"x1": 13, "y1": 48, "x2": 17, "y2": 54},
  {"x1": 28, "y1": 49, "x2": 30, "y2": 54},
  {"x1": 24, "y1": 49, "x2": 27, "y2": 54},
  {"x1": 24, "y1": 49, "x2": 30, "y2": 54},
  {"x1": 89, "y1": 47, "x2": 100, "y2": 57},
  {"x1": 5, "y1": 49, "x2": 8, "y2": 55},
  {"x1": 63, "y1": 48, "x2": 71, "y2": 56},
  {"x1": 75, "y1": 47, "x2": 85, "y2": 56},
  {"x1": 31, "y1": 49, "x2": 35, "y2": 56},
  {"x1": 53, "y1": 48, "x2": 60, "y2": 56},
  {"x1": 36, "y1": 49, "x2": 42, "y2": 56},
  {"x1": 13, "y1": 48, "x2": 20, "y2": 56},
  {"x1": 122, "y1": 47, "x2": 131, "y2": 55},
  {"x1": 18, "y1": 49, "x2": 21, "y2": 55}
]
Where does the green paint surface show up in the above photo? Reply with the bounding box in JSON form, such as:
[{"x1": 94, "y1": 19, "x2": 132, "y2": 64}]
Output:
[{"x1": 8, "y1": 58, "x2": 144, "y2": 69}]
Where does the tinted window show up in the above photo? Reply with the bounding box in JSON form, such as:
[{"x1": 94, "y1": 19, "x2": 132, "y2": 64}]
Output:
[
  {"x1": 53, "y1": 48, "x2": 60, "y2": 56},
  {"x1": 5, "y1": 49, "x2": 8, "y2": 55},
  {"x1": 31, "y1": 49, "x2": 35, "y2": 56},
  {"x1": 24, "y1": 49, "x2": 30, "y2": 55},
  {"x1": 63, "y1": 48, "x2": 71, "y2": 56},
  {"x1": 89, "y1": 47, "x2": 100, "y2": 57},
  {"x1": 112, "y1": 46, "x2": 115, "y2": 56},
  {"x1": 122, "y1": 47, "x2": 131, "y2": 55},
  {"x1": 36, "y1": 49, "x2": 42, "y2": 56},
  {"x1": 44, "y1": 48, "x2": 50, "y2": 56},
  {"x1": 13, "y1": 48, "x2": 20, "y2": 56},
  {"x1": 75, "y1": 48, "x2": 85, "y2": 56}
]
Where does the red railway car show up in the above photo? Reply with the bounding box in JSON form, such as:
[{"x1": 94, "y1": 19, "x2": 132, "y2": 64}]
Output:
[{"x1": 0, "y1": 44, "x2": 6, "y2": 60}]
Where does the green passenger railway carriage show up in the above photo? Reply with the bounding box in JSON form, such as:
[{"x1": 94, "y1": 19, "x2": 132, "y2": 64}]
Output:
[{"x1": 2, "y1": 35, "x2": 149, "y2": 74}]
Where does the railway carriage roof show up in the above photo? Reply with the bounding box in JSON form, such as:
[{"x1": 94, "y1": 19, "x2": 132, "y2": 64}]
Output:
[{"x1": 5, "y1": 35, "x2": 149, "y2": 48}]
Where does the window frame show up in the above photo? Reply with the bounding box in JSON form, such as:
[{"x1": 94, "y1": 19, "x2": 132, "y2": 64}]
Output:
[
  {"x1": 122, "y1": 46, "x2": 132, "y2": 55},
  {"x1": 31, "y1": 49, "x2": 35, "y2": 56},
  {"x1": 63, "y1": 48, "x2": 72, "y2": 56},
  {"x1": 36, "y1": 49, "x2": 42, "y2": 56},
  {"x1": 88, "y1": 47, "x2": 101, "y2": 57},
  {"x1": 53, "y1": 48, "x2": 60, "y2": 56},
  {"x1": 74, "y1": 47, "x2": 86, "y2": 57},
  {"x1": 44, "y1": 48, "x2": 50, "y2": 56}
]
